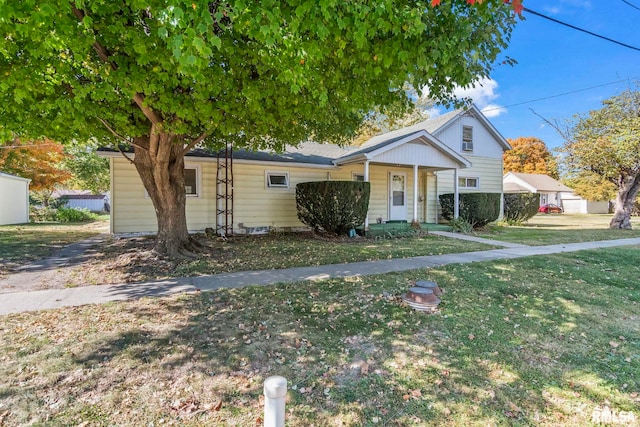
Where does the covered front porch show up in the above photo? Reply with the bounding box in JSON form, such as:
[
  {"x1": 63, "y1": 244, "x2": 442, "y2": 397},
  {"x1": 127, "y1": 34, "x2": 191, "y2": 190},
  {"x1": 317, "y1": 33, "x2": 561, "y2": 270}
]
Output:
[{"x1": 335, "y1": 129, "x2": 471, "y2": 227}]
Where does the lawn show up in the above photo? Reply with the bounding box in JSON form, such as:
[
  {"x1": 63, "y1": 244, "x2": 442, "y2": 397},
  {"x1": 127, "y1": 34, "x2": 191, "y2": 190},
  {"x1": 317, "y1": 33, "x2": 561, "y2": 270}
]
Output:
[
  {"x1": 0, "y1": 221, "x2": 108, "y2": 276},
  {"x1": 8, "y1": 228, "x2": 496, "y2": 287},
  {"x1": 478, "y1": 214, "x2": 640, "y2": 246},
  {"x1": 1, "y1": 245, "x2": 638, "y2": 426}
]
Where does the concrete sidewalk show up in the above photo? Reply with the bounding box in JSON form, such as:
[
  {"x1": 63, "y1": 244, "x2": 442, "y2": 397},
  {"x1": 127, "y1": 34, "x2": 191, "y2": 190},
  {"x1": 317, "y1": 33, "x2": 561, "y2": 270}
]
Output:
[{"x1": 2, "y1": 237, "x2": 639, "y2": 316}]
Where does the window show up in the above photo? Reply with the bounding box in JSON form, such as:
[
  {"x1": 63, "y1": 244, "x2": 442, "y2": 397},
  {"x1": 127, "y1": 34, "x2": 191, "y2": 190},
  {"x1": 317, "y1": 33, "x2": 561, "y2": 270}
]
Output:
[
  {"x1": 266, "y1": 171, "x2": 289, "y2": 188},
  {"x1": 462, "y1": 125, "x2": 473, "y2": 151},
  {"x1": 352, "y1": 173, "x2": 365, "y2": 182},
  {"x1": 184, "y1": 168, "x2": 198, "y2": 196},
  {"x1": 143, "y1": 166, "x2": 200, "y2": 197},
  {"x1": 458, "y1": 177, "x2": 479, "y2": 189}
]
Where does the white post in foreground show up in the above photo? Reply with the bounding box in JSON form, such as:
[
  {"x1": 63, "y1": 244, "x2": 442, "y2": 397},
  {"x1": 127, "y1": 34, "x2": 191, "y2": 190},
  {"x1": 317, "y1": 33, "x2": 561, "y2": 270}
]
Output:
[{"x1": 264, "y1": 376, "x2": 287, "y2": 427}]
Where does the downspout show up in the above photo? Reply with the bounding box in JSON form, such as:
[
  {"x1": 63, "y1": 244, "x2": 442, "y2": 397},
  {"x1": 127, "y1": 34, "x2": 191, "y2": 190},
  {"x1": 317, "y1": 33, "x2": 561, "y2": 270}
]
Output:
[
  {"x1": 413, "y1": 164, "x2": 419, "y2": 223},
  {"x1": 453, "y1": 168, "x2": 459, "y2": 219},
  {"x1": 364, "y1": 160, "x2": 370, "y2": 229}
]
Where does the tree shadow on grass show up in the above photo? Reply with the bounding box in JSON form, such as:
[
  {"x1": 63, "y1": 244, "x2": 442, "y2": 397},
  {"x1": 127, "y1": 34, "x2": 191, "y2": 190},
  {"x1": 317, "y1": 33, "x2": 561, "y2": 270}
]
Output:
[{"x1": 1, "y1": 247, "x2": 638, "y2": 425}]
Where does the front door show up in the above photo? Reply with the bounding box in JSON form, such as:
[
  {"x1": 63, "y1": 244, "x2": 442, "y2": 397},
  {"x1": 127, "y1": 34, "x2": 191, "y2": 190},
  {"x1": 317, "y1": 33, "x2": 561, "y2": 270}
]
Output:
[{"x1": 389, "y1": 172, "x2": 407, "y2": 221}]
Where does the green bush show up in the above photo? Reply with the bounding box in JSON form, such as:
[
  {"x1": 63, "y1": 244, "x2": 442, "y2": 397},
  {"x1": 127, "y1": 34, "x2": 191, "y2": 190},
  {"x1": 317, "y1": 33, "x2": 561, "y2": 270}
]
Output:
[
  {"x1": 439, "y1": 193, "x2": 501, "y2": 228},
  {"x1": 29, "y1": 206, "x2": 58, "y2": 222},
  {"x1": 448, "y1": 217, "x2": 475, "y2": 233},
  {"x1": 503, "y1": 193, "x2": 540, "y2": 224},
  {"x1": 296, "y1": 181, "x2": 370, "y2": 235},
  {"x1": 56, "y1": 207, "x2": 99, "y2": 223}
]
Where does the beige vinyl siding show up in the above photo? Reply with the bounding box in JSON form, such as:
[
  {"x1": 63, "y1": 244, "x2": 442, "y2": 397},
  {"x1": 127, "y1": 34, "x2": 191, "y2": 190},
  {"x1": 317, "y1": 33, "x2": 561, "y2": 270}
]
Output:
[
  {"x1": 111, "y1": 157, "x2": 429, "y2": 234},
  {"x1": 435, "y1": 156, "x2": 504, "y2": 195},
  {"x1": 434, "y1": 115, "x2": 504, "y2": 159},
  {"x1": 111, "y1": 158, "x2": 217, "y2": 234},
  {"x1": 233, "y1": 163, "x2": 416, "y2": 229},
  {"x1": 233, "y1": 163, "x2": 331, "y2": 229}
]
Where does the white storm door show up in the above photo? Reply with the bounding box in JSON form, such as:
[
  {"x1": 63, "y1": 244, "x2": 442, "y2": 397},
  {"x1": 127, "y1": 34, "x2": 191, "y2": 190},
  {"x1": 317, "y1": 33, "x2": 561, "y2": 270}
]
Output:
[{"x1": 389, "y1": 172, "x2": 407, "y2": 221}]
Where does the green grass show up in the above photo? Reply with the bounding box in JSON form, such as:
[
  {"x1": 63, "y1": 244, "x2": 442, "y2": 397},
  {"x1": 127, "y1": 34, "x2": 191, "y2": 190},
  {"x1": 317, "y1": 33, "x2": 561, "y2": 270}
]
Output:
[
  {"x1": 477, "y1": 214, "x2": 640, "y2": 246},
  {"x1": 0, "y1": 221, "x2": 106, "y2": 271},
  {"x1": 1, "y1": 246, "x2": 638, "y2": 426}
]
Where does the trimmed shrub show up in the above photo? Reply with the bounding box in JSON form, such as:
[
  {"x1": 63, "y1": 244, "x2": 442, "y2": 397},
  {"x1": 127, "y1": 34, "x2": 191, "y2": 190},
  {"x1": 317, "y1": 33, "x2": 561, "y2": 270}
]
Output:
[
  {"x1": 503, "y1": 193, "x2": 540, "y2": 224},
  {"x1": 439, "y1": 193, "x2": 501, "y2": 228},
  {"x1": 296, "y1": 181, "x2": 370, "y2": 235}
]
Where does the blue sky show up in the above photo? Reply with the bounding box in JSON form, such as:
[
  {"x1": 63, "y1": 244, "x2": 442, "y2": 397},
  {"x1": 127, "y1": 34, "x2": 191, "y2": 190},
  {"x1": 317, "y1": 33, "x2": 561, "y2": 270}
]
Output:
[{"x1": 436, "y1": 0, "x2": 640, "y2": 151}]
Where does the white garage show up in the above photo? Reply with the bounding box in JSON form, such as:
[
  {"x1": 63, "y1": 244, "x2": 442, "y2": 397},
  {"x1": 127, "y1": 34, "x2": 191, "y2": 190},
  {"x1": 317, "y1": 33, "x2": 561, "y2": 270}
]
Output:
[{"x1": 0, "y1": 172, "x2": 31, "y2": 225}]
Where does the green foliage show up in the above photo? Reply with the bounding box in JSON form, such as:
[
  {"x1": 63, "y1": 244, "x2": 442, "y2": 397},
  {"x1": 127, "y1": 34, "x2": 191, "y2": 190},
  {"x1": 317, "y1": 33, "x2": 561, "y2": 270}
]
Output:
[
  {"x1": 0, "y1": 1, "x2": 517, "y2": 149},
  {"x1": 55, "y1": 207, "x2": 99, "y2": 223},
  {"x1": 0, "y1": 0, "x2": 517, "y2": 251},
  {"x1": 562, "y1": 171, "x2": 617, "y2": 202},
  {"x1": 30, "y1": 206, "x2": 99, "y2": 223},
  {"x1": 448, "y1": 217, "x2": 475, "y2": 233},
  {"x1": 63, "y1": 144, "x2": 110, "y2": 194},
  {"x1": 503, "y1": 193, "x2": 540, "y2": 224},
  {"x1": 439, "y1": 193, "x2": 501, "y2": 228},
  {"x1": 561, "y1": 88, "x2": 640, "y2": 228},
  {"x1": 29, "y1": 206, "x2": 58, "y2": 222},
  {"x1": 296, "y1": 181, "x2": 370, "y2": 235}
]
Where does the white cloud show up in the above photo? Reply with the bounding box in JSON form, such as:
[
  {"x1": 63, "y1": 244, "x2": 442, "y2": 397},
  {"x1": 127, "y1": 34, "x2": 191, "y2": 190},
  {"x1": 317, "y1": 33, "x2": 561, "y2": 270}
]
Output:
[{"x1": 452, "y1": 77, "x2": 507, "y2": 117}]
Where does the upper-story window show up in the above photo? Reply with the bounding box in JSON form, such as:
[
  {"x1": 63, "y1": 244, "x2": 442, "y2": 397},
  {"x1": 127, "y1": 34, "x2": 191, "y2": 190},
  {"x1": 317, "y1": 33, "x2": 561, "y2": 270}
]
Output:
[{"x1": 462, "y1": 125, "x2": 473, "y2": 152}]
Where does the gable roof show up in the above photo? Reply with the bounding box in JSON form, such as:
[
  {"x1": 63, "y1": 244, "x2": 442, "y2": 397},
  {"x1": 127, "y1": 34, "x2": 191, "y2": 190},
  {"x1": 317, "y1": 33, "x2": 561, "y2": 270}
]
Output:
[
  {"x1": 98, "y1": 104, "x2": 507, "y2": 168},
  {"x1": 334, "y1": 130, "x2": 471, "y2": 168},
  {"x1": 504, "y1": 172, "x2": 573, "y2": 192}
]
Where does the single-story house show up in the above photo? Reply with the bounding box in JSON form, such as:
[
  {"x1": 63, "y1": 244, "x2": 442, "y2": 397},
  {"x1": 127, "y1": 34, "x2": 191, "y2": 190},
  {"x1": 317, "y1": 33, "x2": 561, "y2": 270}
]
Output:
[
  {"x1": 502, "y1": 172, "x2": 608, "y2": 214},
  {"x1": 0, "y1": 171, "x2": 31, "y2": 225},
  {"x1": 52, "y1": 189, "x2": 110, "y2": 213},
  {"x1": 101, "y1": 105, "x2": 511, "y2": 235}
]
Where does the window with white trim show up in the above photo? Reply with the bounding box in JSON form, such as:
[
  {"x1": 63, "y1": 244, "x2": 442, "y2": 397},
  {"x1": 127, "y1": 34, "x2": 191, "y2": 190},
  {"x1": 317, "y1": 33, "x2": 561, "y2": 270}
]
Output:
[
  {"x1": 352, "y1": 173, "x2": 365, "y2": 182},
  {"x1": 266, "y1": 171, "x2": 289, "y2": 188},
  {"x1": 458, "y1": 177, "x2": 479, "y2": 189},
  {"x1": 462, "y1": 125, "x2": 473, "y2": 152},
  {"x1": 143, "y1": 166, "x2": 200, "y2": 197},
  {"x1": 184, "y1": 167, "x2": 198, "y2": 196}
]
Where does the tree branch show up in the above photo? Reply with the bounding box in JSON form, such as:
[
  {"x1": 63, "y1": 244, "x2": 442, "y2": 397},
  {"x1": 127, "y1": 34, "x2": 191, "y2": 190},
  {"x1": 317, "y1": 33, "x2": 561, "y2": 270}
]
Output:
[
  {"x1": 96, "y1": 117, "x2": 142, "y2": 164},
  {"x1": 529, "y1": 108, "x2": 572, "y2": 143},
  {"x1": 70, "y1": 3, "x2": 164, "y2": 125},
  {"x1": 181, "y1": 132, "x2": 210, "y2": 157}
]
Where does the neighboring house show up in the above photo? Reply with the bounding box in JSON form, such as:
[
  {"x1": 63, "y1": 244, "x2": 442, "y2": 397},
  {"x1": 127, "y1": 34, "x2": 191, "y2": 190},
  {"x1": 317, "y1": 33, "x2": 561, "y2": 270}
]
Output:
[
  {"x1": 52, "y1": 190, "x2": 109, "y2": 212},
  {"x1": 101, "y1": 105, "x2": 511, "y2": 235},
  {"x1": 502, "y1": 172, "x2": 608, "y2": 214},
  {"x1": 0, "y1": 171, "x2": 30, "y2": 225}
]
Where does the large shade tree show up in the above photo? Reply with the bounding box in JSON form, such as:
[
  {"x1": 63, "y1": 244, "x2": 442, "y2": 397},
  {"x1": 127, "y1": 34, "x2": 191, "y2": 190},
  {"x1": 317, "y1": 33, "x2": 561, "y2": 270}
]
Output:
[
  {"x1": 0, "y1": 0, "x2": 520, "y2": 257},
  {"x1": 503, "y1": 136, "x2": 558, "y2": 178},
  {"x1": 562, "y1": 89, "x2": 640, "y2": 229}
]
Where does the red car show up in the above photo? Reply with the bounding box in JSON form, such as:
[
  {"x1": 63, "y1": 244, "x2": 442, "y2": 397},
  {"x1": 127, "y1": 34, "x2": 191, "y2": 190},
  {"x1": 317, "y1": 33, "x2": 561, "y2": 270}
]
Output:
[{"x1": 538, "y1": 203, "x2": 563, "y2": 214}]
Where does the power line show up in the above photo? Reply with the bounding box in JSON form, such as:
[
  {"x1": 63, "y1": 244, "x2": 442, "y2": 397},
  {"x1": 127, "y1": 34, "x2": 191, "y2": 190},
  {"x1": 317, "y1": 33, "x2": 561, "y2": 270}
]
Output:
[
  {"x1": 524, "y1": 7, "x2": 640, "y2": 52},
  {"x1": 482, "y1": 76, "x2": 638, "y2": 113},
  {"x1": 621, "y1": 0, "x2": 640, "y2": 12}
]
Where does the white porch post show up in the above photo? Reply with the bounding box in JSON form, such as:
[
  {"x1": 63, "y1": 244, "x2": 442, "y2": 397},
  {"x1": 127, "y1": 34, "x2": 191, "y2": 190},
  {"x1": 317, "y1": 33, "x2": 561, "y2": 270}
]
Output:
[
  {"x1": 413, "y1": 164, "x2": 419, "y2": 223},
  {"x1": 453, "y1": 168, "x2": 459, "y2": 219},
  {"x1": 364, "y1": 161, "x2": 370, "y2": 229}
]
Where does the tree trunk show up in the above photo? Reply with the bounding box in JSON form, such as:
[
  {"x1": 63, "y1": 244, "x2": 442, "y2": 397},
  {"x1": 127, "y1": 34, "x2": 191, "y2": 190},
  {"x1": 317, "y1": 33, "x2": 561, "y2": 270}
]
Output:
[
  {"x1": 610, "y1": 174, "x2": 640, "y2": 229},
  {"x1": 132, "y1": 132, "x2": 194, "y2": 258}
]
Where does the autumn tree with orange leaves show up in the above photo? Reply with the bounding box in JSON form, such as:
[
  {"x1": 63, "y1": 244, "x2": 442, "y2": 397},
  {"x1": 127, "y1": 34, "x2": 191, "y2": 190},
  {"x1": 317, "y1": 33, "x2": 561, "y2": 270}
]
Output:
[
  {"x1": 0, "y1": 139, "x2": 72, "y2": 192},
  {"x1": 503, "y1": 137, "x2": 559, "y2": 179}
]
